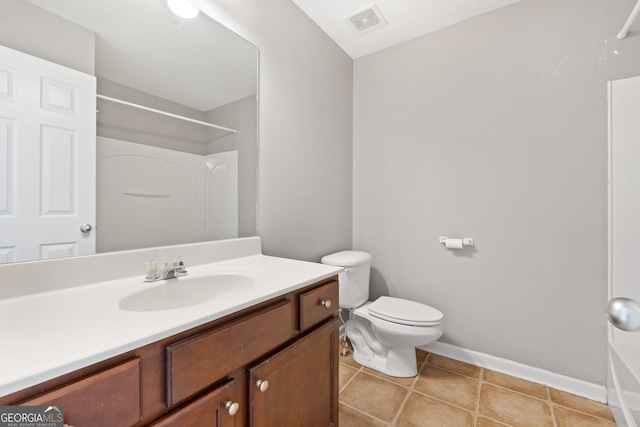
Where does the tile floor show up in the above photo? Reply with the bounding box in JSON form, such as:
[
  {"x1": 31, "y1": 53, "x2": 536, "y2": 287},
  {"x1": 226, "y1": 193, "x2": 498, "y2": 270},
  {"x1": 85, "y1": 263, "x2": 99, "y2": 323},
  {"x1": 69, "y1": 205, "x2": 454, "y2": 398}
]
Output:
[{"x1": 339, "y1": 348, "x2": 616, "y2": 427}]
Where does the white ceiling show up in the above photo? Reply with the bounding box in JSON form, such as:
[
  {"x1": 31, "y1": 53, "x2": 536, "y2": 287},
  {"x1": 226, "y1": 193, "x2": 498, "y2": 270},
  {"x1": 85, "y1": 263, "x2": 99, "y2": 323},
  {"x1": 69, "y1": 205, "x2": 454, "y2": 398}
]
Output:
[{"x1": 290, "y1": 0, "x2": 522, "y2": 58}]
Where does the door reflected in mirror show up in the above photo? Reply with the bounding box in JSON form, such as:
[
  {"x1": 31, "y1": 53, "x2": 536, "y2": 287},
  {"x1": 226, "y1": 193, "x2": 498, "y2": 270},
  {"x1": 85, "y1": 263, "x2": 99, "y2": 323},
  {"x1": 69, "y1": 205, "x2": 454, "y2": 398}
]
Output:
[{"x1": 0, "y1": 0, "x2": 258, "y2": 264}]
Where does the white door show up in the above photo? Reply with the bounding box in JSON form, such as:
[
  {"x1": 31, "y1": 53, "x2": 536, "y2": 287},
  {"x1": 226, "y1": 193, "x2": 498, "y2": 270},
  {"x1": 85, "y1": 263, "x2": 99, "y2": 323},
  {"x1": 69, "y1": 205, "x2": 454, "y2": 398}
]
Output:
[
  {"x1": 610, "y1": 75, "x2": 640, "y2": 341},
  {"x1": 0, "y1": 44, "x2": 96, "y2": 263},
  {"x1": 609, "y1": 75, "x2": 640, "y2": 426}
]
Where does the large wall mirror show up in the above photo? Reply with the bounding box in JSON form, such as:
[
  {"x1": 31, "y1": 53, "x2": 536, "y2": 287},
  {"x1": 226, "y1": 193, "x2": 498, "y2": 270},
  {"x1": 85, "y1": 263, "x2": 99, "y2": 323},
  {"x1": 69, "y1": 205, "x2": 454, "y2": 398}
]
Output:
[{"x1": 0, "y1": 0, "x2": 258, "y2": 264}]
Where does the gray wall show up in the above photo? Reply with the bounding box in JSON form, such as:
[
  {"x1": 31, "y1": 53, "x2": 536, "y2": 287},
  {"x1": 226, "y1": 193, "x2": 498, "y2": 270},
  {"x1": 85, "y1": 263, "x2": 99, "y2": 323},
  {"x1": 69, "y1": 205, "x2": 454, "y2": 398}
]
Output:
[
  {"x1": 3, "y1": 0, "x2": 353, "y2": 263},
  {"x1": 97, "y1": 78, "x2": 209, "y2": 155},
  {"x1": 194, "y1": 0, "x2": 354, "y2": 261},
  {"x1": 0, "y1": 0, "x2": 95, "y2": 74},
  {"x1": 353, "y1": 0, "x2": 640, "y2": 385},
  {"x1": 206, "y1": 95, "x2": 259, "y2": 237}
]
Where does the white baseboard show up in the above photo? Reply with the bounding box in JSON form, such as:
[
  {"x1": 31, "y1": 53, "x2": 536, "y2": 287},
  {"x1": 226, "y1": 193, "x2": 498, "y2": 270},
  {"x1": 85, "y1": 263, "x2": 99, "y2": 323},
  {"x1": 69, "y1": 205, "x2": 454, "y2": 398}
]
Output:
[{"x1": 421, "y1": 341, "x2": 607, "y2": 403}]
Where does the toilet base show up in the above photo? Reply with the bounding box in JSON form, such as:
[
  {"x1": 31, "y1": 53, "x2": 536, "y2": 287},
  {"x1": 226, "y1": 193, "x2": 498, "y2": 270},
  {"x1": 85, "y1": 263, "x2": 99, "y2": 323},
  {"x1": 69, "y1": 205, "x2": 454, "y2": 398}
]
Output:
[
  {"x1": 345, "y1": 306, "x2": 442, "y2": 378},
  {"x1": 352, "y1": 345, "x2": 419, "y2": 377}
]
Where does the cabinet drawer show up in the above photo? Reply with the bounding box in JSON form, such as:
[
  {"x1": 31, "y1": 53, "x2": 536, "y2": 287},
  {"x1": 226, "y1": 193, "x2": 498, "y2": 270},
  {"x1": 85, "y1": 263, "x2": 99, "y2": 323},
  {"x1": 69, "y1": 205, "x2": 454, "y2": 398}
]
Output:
[
  {"x1": 166, "y1": 300, "x2": 292, "y2": 406},
  {"x1": 299, "y1": 280, "x2": 338, "y2": 331},
  {"x1": 150, "y1": 379, "x2": 238, "y2": 427},
  {"x1": 20, "y1": 358, "x2": 141, "y2": 427}
]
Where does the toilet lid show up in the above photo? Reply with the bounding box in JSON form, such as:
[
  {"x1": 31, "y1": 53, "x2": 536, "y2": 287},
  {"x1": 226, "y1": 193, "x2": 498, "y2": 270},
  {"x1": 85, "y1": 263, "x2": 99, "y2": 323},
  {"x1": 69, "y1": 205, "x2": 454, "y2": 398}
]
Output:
[
  {"x1": 368, "y1": 296, "x2": 443, "y2": 327},
  {"x1": 321, "y1": 250, "x2": 372, "y2": 267}
]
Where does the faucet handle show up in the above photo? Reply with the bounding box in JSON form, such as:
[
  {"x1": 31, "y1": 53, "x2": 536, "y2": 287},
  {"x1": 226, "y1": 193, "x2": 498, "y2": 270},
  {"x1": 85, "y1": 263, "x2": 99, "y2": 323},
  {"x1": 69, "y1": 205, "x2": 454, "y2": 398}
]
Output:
[
  {"x1": 174, "y1": 256, "x2": 187, "y2": 272},
  {"x1": 144, "y1": 257, "x2": 187, "y2": 281},
  {"x1": 144, "y1": 260, "x2": 161, "y2": 277}
]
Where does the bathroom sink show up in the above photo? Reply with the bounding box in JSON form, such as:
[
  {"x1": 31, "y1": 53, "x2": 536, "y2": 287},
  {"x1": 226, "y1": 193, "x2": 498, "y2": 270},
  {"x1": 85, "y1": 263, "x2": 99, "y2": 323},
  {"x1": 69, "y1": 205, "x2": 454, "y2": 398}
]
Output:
[{"x1": 118, "y1": 273, "x2": 256, "y2": 312}]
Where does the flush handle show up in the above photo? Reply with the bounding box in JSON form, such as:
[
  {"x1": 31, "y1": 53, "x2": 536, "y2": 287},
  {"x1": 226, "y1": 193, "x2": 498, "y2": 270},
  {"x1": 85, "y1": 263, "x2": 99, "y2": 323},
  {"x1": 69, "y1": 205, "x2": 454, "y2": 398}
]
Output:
[
  {"x1": 225, "y1": 400, "x2": 239, "y2": 416},
  {"x1": 321, "y1": 300, "x2": 332, "y2": 308},
  {"x1": 256, "y1": 379, "x2": 269, "y2": 392}
]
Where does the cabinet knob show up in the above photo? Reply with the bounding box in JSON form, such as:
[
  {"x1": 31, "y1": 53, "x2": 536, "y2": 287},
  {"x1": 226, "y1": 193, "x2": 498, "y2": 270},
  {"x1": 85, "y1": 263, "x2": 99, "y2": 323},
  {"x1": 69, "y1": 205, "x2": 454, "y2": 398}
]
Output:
[
  {"x1": 225, "y1": 400, "x2": 239, "y2": 416},
  {"x1": 256, "y1": 379, "x2": 269, "y2": 392},
  {"x1": 321, "y1": 300, "x2": 332, "y2": 308}
]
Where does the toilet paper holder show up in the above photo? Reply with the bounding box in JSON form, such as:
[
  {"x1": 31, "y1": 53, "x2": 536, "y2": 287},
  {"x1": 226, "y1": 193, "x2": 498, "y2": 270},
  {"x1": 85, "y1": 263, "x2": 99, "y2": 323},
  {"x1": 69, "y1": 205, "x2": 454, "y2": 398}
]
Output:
[{"x1": 439, "y1": 236, "x2": 474, "y2": 247}]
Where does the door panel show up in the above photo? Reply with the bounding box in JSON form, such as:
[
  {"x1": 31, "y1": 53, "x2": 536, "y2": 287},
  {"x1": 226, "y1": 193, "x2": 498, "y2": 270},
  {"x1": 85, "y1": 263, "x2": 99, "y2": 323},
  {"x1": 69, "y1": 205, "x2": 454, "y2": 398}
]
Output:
[
  {"x1": 608, "y1": 75, "x2": 640, "y2": 427},
  {"x1": 248, "y1": 318, "x2": 338, "y2": 427},
  {"x1": 610, "y1": 75, "x2": 640, "y2": 344},
  {"x1": 0, "y1": 44, "x2": 96, "y2": 263}
]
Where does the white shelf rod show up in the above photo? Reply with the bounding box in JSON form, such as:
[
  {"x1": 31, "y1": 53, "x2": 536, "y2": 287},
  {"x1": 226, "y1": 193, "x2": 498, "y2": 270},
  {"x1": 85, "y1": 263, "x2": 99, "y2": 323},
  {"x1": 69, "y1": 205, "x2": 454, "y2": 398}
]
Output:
[
  {"x1": 97, "y1": 94, "x2": 237, "y2": 133},
  {"x1": 618, "y1": 0, "x2": 640, "y2": 40}
]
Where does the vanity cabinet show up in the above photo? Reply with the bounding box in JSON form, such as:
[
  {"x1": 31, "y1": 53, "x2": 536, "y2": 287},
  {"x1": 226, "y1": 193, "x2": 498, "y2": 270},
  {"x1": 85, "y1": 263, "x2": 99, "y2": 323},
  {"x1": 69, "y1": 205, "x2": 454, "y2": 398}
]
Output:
[
  {"x1": 249, "y1": 318, "x2": 339, "y2": 427},
  {"x1": 0, "y1": 276, "x2": 339, "y2": 427}
]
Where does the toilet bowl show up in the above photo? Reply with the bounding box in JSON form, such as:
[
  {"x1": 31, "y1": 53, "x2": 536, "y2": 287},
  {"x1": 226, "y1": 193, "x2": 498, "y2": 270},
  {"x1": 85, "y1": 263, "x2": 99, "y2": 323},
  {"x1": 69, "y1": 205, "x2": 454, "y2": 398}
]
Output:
[{"x1": 321, "y1": 251, "x2": 444, "y2": 377}]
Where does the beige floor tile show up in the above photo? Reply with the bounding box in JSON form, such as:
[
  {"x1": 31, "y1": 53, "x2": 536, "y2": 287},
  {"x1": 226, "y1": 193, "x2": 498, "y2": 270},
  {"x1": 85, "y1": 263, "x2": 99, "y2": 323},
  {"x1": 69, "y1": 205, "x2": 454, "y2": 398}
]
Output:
[
  {"x1": 395, "y1": 392, "x2": 474, "y2": 427},
  {"x1": 340, "y1": 353, "x2": 363, "y2": 369},
  {"x1": 414, "y1": 365, "x2": 480, "y2": 410},
  {"x1": 339, "y1": 372, "x2": 408, "y2": 423},
  {"x1": 549, "y1": 389, "x2": 614, "y2": 421},
  {"x1": 362, "y1": 366, "x2": 418, "y2": 387},
  {"x1": 483, "y1": 369, "x2": 547, "y2": 400},
  {"x1": 475, "y1": 416, "x2": 512, "y2": 427},
  {"x1": 427, "y1": 353, "x2": 481, "y2": 378},
  {"x1": 339, "y1": 363, "x2": 359, "y2": 391},
  {"x1": 554, "y1": 405, "x2": 616, "y2": 427},
  {"x1": 338, "y1": 347, "x2": 615, "y2": 427},
  {"x1": 339, "y1": 403, "x2": 389, "y2": 427},
  {"x1": 478, "y1": 383, "x2": 553, "y2": 427}
]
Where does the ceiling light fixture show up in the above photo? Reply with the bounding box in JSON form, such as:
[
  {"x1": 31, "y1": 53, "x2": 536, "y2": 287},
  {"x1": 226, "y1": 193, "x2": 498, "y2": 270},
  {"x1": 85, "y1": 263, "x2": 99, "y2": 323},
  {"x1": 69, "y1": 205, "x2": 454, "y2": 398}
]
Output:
[{"x1": 167, "y1": 0, "x2": 200, "y2": 19}]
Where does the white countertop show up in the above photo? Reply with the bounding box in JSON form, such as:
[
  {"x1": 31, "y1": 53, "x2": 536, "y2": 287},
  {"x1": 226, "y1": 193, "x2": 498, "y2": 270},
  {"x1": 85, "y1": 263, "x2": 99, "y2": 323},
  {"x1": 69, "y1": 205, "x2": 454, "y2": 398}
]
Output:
[{"x1": 0, "y1": 253, "x2": 342, "y2": 397}]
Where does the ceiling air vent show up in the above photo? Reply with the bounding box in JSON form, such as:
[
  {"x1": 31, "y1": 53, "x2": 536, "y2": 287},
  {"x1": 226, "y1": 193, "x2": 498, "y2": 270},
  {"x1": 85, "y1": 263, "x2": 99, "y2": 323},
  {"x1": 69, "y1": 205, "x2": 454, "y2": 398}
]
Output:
[{"x1": 346, "y1": 5, "x2": 387, "y2": 33}]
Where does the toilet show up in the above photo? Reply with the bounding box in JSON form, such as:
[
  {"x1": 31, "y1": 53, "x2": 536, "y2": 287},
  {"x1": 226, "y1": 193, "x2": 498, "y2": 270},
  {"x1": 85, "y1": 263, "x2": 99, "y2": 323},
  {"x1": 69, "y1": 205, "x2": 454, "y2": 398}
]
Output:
[{"x1": 321, "y1": 250, "x2": 444, "y2": 377}]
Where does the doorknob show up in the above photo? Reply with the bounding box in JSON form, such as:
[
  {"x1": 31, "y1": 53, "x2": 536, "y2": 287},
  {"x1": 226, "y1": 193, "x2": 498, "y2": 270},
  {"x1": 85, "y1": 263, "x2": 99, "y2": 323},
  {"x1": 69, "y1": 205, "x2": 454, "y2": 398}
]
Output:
[
  {"x1": 80, "y1": 224, "x2": 93, "y2": 233},
  {"x1": 606, "y1": 297, "x2": 640, "y2": 332}
]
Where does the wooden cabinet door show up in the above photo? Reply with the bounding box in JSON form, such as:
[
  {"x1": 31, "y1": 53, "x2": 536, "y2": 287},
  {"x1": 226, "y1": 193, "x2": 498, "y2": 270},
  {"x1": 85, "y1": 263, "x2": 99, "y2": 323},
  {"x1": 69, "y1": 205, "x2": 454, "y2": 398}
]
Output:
[
  {"x1": 150, "y1": 379, "x2": 239, "y2": 427},
  {"x1": 248, "y1": 318, "x2": 339, "y2": 427}
]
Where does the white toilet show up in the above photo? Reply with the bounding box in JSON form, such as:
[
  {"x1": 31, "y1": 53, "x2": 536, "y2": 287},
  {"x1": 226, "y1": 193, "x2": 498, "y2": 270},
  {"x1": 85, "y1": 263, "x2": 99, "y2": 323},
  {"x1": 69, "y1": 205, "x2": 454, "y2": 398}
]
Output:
[{"x1": 321, "y1": 250, "x2": 444, "y2": 377}]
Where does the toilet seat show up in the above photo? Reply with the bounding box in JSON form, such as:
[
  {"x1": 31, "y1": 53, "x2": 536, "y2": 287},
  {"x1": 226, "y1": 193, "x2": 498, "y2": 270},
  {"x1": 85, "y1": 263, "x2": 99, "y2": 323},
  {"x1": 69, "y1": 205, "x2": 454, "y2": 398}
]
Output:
[{"x1": 368, "y1": 296, "x2": 443, "y2": 327}]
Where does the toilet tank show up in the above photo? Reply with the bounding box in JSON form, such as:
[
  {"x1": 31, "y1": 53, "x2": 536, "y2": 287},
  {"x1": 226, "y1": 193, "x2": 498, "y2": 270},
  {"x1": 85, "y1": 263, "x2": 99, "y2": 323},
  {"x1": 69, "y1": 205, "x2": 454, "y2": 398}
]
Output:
[{"x1": 321, "y1": 251, "x2": 372, "y2": 309}]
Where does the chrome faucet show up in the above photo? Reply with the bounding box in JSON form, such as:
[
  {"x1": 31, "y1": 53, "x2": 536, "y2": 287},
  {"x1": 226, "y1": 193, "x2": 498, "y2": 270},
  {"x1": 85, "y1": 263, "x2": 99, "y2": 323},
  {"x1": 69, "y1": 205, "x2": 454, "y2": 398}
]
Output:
[{"x1": 144, "y1": 257, "x2": 187, "y2": 282}]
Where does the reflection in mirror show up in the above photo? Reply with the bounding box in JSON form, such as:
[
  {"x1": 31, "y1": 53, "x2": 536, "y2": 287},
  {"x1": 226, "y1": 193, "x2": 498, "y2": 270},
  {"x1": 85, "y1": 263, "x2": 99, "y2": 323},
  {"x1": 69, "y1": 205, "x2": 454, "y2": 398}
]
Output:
[{"x1": 0, "y1": 0, "x2": 258, "y2": 264}]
